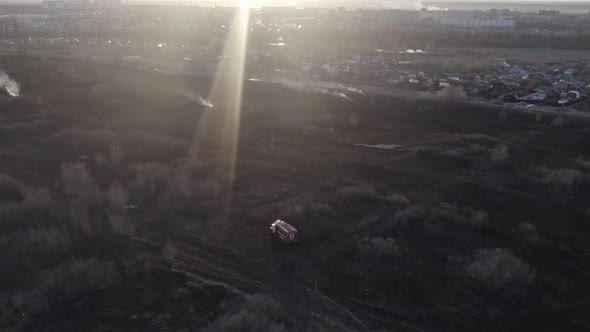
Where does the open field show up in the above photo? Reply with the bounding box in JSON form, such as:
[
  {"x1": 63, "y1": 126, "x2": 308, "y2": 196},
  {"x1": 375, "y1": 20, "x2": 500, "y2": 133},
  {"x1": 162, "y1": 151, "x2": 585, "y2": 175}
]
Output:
[{"x1": 1, "y1": 55, "x2": 590, "y2": 331}]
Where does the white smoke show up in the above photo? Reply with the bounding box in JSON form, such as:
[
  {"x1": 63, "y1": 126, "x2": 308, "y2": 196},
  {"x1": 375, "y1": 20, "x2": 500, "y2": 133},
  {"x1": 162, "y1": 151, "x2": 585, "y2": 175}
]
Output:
[
  {"x1": 426, "y1": 5, "x2": 448, "y2": 11},
  {"x1": 336, "y1": 83, "x2": 366, "y2": 96},
  {"x1": 280, "y1": 80, "x2": 359, "y2": 102},
  {"x1": 0, "y1": 69, "x2": 20, "y2": 97},
  {"x1": 198, "y1": 96, "x2": 214, "y2": 108},
  {"x1": 382, "y1": 0, "x2": 423, "y2": 10},
  {"x1": 381, "y1": 0, "x2": 446, "y2": 11},
  {"x1": 178, "y1": 90, "x2": 214, "y2": 109}
]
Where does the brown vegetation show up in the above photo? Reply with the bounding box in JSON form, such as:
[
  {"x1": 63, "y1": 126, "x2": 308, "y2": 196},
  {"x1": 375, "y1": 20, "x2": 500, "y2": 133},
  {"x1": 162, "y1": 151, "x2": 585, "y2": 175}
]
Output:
[
  {"x1": 416, "y1": 133, "x2": 508, "y2": 165},
  {"x1": 465, "y1": 249, "x2": 535, "y2": 294},
  {"x1": 0, "y1": 174, "x2": 25, "y2": 202},
  {"x1": 359, "y1": 237, "x2": 402, "y2": 257},
  {"x1": 531, "y1": 166, "x2": 589, "y2": 193}
]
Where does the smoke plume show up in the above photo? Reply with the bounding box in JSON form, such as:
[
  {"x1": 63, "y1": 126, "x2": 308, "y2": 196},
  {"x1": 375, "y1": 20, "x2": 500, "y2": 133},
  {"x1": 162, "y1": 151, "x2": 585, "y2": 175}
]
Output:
[{"x1": 0, "y1": 69, "x2": 20, "y2": 97}]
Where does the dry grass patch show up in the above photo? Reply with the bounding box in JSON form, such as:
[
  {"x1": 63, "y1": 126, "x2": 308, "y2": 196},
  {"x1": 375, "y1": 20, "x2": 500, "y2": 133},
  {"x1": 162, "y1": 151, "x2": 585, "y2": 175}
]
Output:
[
  {"x1": 60, "y1": 162, "x2": 100, "y2": 205},
  {"x1": 13, "y1": 258, "x2": 117, "y2": 315},
  {"x1": 532, "y1": 166, "x2": 589, "y2": 193},
  {"x1": 466, "y1": 248, "x2": 535, "y2": 294},
  {"x1": 0, "y1": 174, "x2": 25, "y2": 202},
  {"x1": 359, "y1": 237, "x2": 401, "y2": 257},
  {"x1": 106, "y1": 182, "x2": 128, "y2": 211}
]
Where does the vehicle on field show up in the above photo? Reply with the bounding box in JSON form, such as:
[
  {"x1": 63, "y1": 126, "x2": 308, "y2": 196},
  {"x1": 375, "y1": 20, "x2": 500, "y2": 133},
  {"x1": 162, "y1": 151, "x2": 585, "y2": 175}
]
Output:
[{"x1": 270, "y1": 220, "x2": 298, "y2": 243}]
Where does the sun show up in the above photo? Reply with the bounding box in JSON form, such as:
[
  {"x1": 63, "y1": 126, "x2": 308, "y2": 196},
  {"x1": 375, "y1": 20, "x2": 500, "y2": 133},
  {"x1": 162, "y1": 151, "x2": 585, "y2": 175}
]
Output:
[{"x1": 239, "y1": 0, "x2": 250, "y2": 8}]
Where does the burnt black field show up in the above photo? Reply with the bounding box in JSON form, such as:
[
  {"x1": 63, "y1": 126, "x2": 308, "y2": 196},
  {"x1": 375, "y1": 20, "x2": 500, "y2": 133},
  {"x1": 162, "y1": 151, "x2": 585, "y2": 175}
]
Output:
[{"x1": 1, "y1": 55, "x2": 590, "y2": 331}]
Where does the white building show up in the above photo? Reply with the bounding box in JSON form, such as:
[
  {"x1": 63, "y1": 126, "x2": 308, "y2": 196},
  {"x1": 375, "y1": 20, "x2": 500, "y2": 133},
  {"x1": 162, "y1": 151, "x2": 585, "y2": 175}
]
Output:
[
  {"x1": 377, "y1": 10, "x2": 420, "y2": 26},
  {"x1": 42, "y1": 0, "x2": 66, "y2": 9},
  {"x1": 421, "y1": 10, "x2": 515, "y2": 29},
  {"x1": 0, "y1": 14, "x2": 49, "y2": 28}
]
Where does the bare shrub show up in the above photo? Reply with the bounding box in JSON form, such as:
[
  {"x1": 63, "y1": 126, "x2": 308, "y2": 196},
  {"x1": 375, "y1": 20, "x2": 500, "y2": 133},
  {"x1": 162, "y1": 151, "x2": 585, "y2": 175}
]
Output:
[
  {"x1": 499, "y1": 110, "x2": 508, "y2": 120},
  {"x1": 281, "y1": 200, "x2": 335, "y2": 220},
  {"x1": 24, "y1": 187, "x2": 52, "y2": 202},
  {"x1": 384, "y1": 193, "x2": 411, "y2": 207},
  {"x1": 132, "y1": 161, "x2": 170, "y2": 193},
  {"x1": 163, "y1": 240, "x2": 178, "y2": 262},
  {"x1": 359, "y1": 237, "x2": 401, "y2": 257},
  {"x1": 158, "y1": 167, "x2": 220, "y2": 206},
  {"x1": 50, "y1": 129, "x2": 185, "y2": 162},
  {"x1": 490, "y1": 144, "x2": 509, "y2": 163},
  {"x1": 532, "y1": 166, "x2": 588, "y2": 193},
  {"x1": 0, "y1": 226, "x2": 72, "y2": 288},
  {"x1": 94, "y1": 152, "x2": 106, "y2": 166},
  {"x1": 464, "y1": 144, "x2": 489, "y2": 156},
  {"x1": 108, "y1": 144, "x2": 124, "y2": 165},
  {"x1": 438, "y1": 148, "x2": 473, "y2": 164},
  {"x1": 125, "y1": 132, "x2": 187, "y2": 161},
  {"x1": 60, "y1": 162, "x2": 99, "y2": 204},
  {"x1": 333, "y1": 186, "x2": 380, "y2": 205},
  {"x1": 13, "y1": 258, "x2": 117, "y2": 315},
  {"x1": 106, "y1": 182, "x2": 128, "y2": 211},
  {"x1": 28, "y1": 226, "x2": 72, "y2": 255},
  {"x1": 50, "y1": 128, "x2": 118, "y2": 153},
  {"x1": 107, "y1": 214, "x2": 130, "y2": 234},
  {"x1": 574, "y1": 156, "x2": 590, "y2": 171},
  {"x1": 465, "y1": 248, "x2": 535, "y2": 293},
  {"x1": 518, "y1": 222, "x2": 539, "y2": 244},
  {"x1": 550, "y1": 116, "x2": 568, "y2": 127},
  {"x1": 0, "y1": 121, "x2": 34, "y2": 132},
  {"x1": 68, "y1": 202, "x2": 94, "y2": 236},
  {"x1": 202, "y1": 297, "x2": 286, "y2": 332},
  {"x1": 359, "y1": 214, "x2": 379, "y2": 227},
  {"x1": 471, "y1": 210, "x2": 490, "y2": 227},
  {"x1": 393, "y1": 204, "x2": 431, "y2": 227},
  {"x1": 430, "y1": 85, "x2": 467, "y2": 99},
  {"x1": 281, "y1": 186, "x2": 391, "y2": 222},
  {"x1": 195, "y1": 178, "x2": 222, "y2": 198},
  {"x1": 161, "y1": 167, "x2": 191, "y2": 202},
  {"x1": 0, "y1": 174, "x2": 25, "y2": 202},
  {"x1": 417, "y1": 134, "x2": 505, "y2": 165},
  {"x1": 0, "y1": 194, "x2": 67, "y2": 233},
  {"x1": 415, "y1": 146, "x2": 442, "y2": 160},
  {"x1": 162, "y1": 240, "x2": 178, "y2": 262},
  {"x1": 435, "y1": 133, "x2": 501, "y2": 147},
  {"x1": 394, "y1": 203, "x2": 488, "y2": 230}
]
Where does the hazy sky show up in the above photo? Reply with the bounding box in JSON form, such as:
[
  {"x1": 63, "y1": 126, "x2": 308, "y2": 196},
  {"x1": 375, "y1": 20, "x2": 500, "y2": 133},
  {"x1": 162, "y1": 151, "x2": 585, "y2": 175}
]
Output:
[
  {"x1": 209, "y1": 0, "x2": 590, "y2": 6},
  {"x1": 5, "y1": 0, "x2": 589, "y2": 5}
]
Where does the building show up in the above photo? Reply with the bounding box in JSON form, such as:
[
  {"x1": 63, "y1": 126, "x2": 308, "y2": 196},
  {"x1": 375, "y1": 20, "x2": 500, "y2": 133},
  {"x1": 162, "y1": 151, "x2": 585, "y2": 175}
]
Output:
[
  {"x1": 94, "y1": 0, "x2": 122, "y2": 8},
  {"x1": 42, "y1": 0, "x2": 121, "y2": 10},
  {"x1": 42, "y1": 0, "x2": 66, "y2": 9},
  {"x1": 421, "y1": 10, "x2": 516, "y2": 29},
  {"x1": 0, "y1": 15, "x2": 17, "y2": 37},
  {"x1": 377, "y1": 10, "x2": 420, "y2": 26},
  {"x1": 387, "y1": 71, "x2": 403, "y2": 85}
]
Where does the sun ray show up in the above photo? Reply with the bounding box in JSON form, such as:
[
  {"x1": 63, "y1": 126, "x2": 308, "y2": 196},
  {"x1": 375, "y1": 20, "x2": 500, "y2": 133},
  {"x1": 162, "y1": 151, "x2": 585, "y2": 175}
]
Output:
[{"x1": 192, "y1": 4, "x2": 250, "y2": 212}]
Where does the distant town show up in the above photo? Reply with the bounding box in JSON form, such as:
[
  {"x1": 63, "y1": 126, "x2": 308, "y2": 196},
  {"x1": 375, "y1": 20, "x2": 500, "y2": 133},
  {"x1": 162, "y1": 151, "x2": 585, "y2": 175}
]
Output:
[{"x1": 0, "y1": 3, "x2": 588, "y2": 111}]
